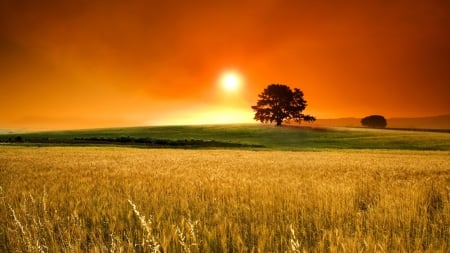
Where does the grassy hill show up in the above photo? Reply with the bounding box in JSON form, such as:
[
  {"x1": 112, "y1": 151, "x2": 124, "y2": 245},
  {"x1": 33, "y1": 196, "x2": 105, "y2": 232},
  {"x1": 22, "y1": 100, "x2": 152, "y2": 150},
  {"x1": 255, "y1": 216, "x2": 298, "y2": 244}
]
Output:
[{"x1": 1, "y1": 124, "x2": 449, "y2": 151}]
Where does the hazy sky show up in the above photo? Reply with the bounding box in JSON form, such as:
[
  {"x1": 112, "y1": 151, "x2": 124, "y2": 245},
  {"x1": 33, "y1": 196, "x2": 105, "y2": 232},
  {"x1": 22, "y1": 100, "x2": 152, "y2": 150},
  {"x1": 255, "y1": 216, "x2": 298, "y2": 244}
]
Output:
[{"x1": 1, "y1": 0, "x2": 449, "y2": 129}]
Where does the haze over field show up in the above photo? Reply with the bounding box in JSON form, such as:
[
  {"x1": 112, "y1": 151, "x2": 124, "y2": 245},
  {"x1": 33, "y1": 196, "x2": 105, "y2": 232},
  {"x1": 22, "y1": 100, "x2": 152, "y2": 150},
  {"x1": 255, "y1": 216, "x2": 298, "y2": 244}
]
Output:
[
  {"x1": 1, "y1": 0, "x2": 449, "y2": 129},
  {"x1": 307, "y1": 115, "x2": 450, "y2": 130}
]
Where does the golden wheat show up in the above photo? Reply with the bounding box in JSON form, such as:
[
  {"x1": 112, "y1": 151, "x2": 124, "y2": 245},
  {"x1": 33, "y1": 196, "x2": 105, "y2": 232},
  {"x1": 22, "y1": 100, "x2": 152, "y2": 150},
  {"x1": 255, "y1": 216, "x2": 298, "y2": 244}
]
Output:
[{"x1": 0, "y1": 147, "x2": 449, "y2": 252}]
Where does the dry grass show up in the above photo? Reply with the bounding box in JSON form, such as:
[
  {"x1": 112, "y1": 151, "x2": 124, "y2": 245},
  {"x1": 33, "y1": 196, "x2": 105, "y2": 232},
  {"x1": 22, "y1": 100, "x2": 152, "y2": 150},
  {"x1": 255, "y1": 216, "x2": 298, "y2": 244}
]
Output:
[{"x1": 0, "y1": 147, "x2": 449, "y2": 252}]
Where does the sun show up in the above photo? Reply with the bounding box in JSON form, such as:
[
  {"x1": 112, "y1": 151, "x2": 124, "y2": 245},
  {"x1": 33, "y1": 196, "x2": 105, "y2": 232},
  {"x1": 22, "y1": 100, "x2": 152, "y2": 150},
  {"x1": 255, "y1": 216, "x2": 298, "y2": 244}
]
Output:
[{"x1": 220, "y1": 71, "x2": 242, "y2": 92}]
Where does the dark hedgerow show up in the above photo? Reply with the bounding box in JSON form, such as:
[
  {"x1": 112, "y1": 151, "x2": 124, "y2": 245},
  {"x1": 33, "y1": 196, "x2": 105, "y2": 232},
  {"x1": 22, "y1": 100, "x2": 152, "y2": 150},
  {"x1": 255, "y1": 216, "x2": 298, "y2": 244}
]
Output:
[{"x1": 0, "y1": 136, "x2": 264, "y2": 148}]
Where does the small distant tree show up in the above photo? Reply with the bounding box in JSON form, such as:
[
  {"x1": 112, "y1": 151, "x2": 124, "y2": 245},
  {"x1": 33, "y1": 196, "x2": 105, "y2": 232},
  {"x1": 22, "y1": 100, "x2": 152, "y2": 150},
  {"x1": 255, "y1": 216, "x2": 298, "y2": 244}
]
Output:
[
  {"x1": 251, "y1": 84, "x2": 315, "y2": 126},
  {"x1": 361, "y1": 115, "x2": 387, "y2": 128}
]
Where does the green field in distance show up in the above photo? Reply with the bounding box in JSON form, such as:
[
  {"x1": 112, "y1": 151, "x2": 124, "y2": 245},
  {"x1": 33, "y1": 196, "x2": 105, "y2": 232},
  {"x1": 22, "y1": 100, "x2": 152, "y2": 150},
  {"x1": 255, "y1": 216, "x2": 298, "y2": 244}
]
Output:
[{"x1": 1, "y1": 124, "x2": 449, "y2": 150}]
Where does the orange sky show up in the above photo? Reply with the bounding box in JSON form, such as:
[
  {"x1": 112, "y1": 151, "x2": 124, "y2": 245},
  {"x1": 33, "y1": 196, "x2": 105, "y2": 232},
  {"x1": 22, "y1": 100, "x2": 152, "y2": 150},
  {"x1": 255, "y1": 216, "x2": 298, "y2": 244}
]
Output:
[{"x1": 1, "y1": 0, "x2": 449, "y2": 129}]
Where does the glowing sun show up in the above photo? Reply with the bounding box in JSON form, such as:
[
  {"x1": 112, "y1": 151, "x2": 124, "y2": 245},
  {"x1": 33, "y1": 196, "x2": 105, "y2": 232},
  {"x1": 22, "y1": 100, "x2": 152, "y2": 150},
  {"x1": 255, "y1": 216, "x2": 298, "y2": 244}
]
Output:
[{"x1": 220, "y1": 71, "x2": 242, "y2": 92}]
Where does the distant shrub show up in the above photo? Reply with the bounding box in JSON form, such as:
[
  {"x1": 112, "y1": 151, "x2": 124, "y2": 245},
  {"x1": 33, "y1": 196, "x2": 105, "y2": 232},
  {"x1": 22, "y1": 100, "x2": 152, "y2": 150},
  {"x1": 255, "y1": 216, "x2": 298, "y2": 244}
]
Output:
[{"x1": 361, "y1": 115, "x2": 387, "y2": 128}]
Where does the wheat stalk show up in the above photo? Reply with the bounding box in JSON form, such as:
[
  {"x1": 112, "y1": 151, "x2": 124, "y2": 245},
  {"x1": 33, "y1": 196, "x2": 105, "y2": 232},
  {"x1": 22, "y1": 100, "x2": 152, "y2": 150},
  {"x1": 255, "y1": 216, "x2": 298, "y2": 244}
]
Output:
[
  {"x1": 289, "y1": 224, "x2": 301, "y2": 253},
  {"x1": 128, "y1": 199, "x2": 161, "y2": 253}
]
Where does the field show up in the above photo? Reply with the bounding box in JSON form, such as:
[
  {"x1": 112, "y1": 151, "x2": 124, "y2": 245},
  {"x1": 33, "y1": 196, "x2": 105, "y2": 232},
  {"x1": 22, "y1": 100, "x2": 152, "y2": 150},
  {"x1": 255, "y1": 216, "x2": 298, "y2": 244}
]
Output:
[
  {"x1": 1, "y1": 124, "x2": 450, "y2": 150},
  {"x1": 1, "y1": 126, "x2": 449, "y2": 252}
]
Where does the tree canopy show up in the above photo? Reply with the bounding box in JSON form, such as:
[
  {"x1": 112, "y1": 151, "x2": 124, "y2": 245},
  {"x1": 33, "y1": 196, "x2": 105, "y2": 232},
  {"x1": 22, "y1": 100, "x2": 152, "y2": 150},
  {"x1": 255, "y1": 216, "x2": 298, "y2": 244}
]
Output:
[
  {"x1": 251, "y1": 84, "x2": 315, "y2": 126},
  {"x1": 361, "y1": 115, "x2": 387, "y2": 128}
]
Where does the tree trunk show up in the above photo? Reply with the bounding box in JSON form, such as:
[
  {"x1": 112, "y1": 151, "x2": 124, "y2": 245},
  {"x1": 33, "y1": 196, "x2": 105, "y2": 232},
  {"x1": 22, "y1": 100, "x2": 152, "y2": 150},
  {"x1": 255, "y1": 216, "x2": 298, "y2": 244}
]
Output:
[{"x1": 276, "y1": 120, "x2": 282, "y2": 126}]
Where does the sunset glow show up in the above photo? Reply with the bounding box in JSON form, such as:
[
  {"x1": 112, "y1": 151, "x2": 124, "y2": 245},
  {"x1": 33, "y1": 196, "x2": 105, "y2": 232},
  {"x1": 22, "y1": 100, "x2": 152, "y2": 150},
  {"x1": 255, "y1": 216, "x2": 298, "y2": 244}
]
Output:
[
  {"x1": 0, "y1": 1, "x2": 449, "y2": 129},
  {"x1": 148, "y1": 106, "x2": 254, "y2": 126}
]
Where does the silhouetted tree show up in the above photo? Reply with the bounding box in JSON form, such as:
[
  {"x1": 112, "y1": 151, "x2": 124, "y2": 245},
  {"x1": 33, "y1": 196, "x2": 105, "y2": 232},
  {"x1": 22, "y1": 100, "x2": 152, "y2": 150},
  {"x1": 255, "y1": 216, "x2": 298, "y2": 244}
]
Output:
[
  {"x1": 361, "y1": 115, "x2": 387, "y2": 128},
  {"x1": 251, "y1": 84, "x2": 315, "y2": 126}
]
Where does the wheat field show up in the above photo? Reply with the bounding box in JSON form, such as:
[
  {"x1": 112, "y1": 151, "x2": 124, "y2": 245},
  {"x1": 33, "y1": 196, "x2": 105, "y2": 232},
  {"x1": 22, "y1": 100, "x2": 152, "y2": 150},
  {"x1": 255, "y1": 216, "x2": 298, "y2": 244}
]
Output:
[{"x1": 0, "y1": 146, "x2": 449, "y2": 252}]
